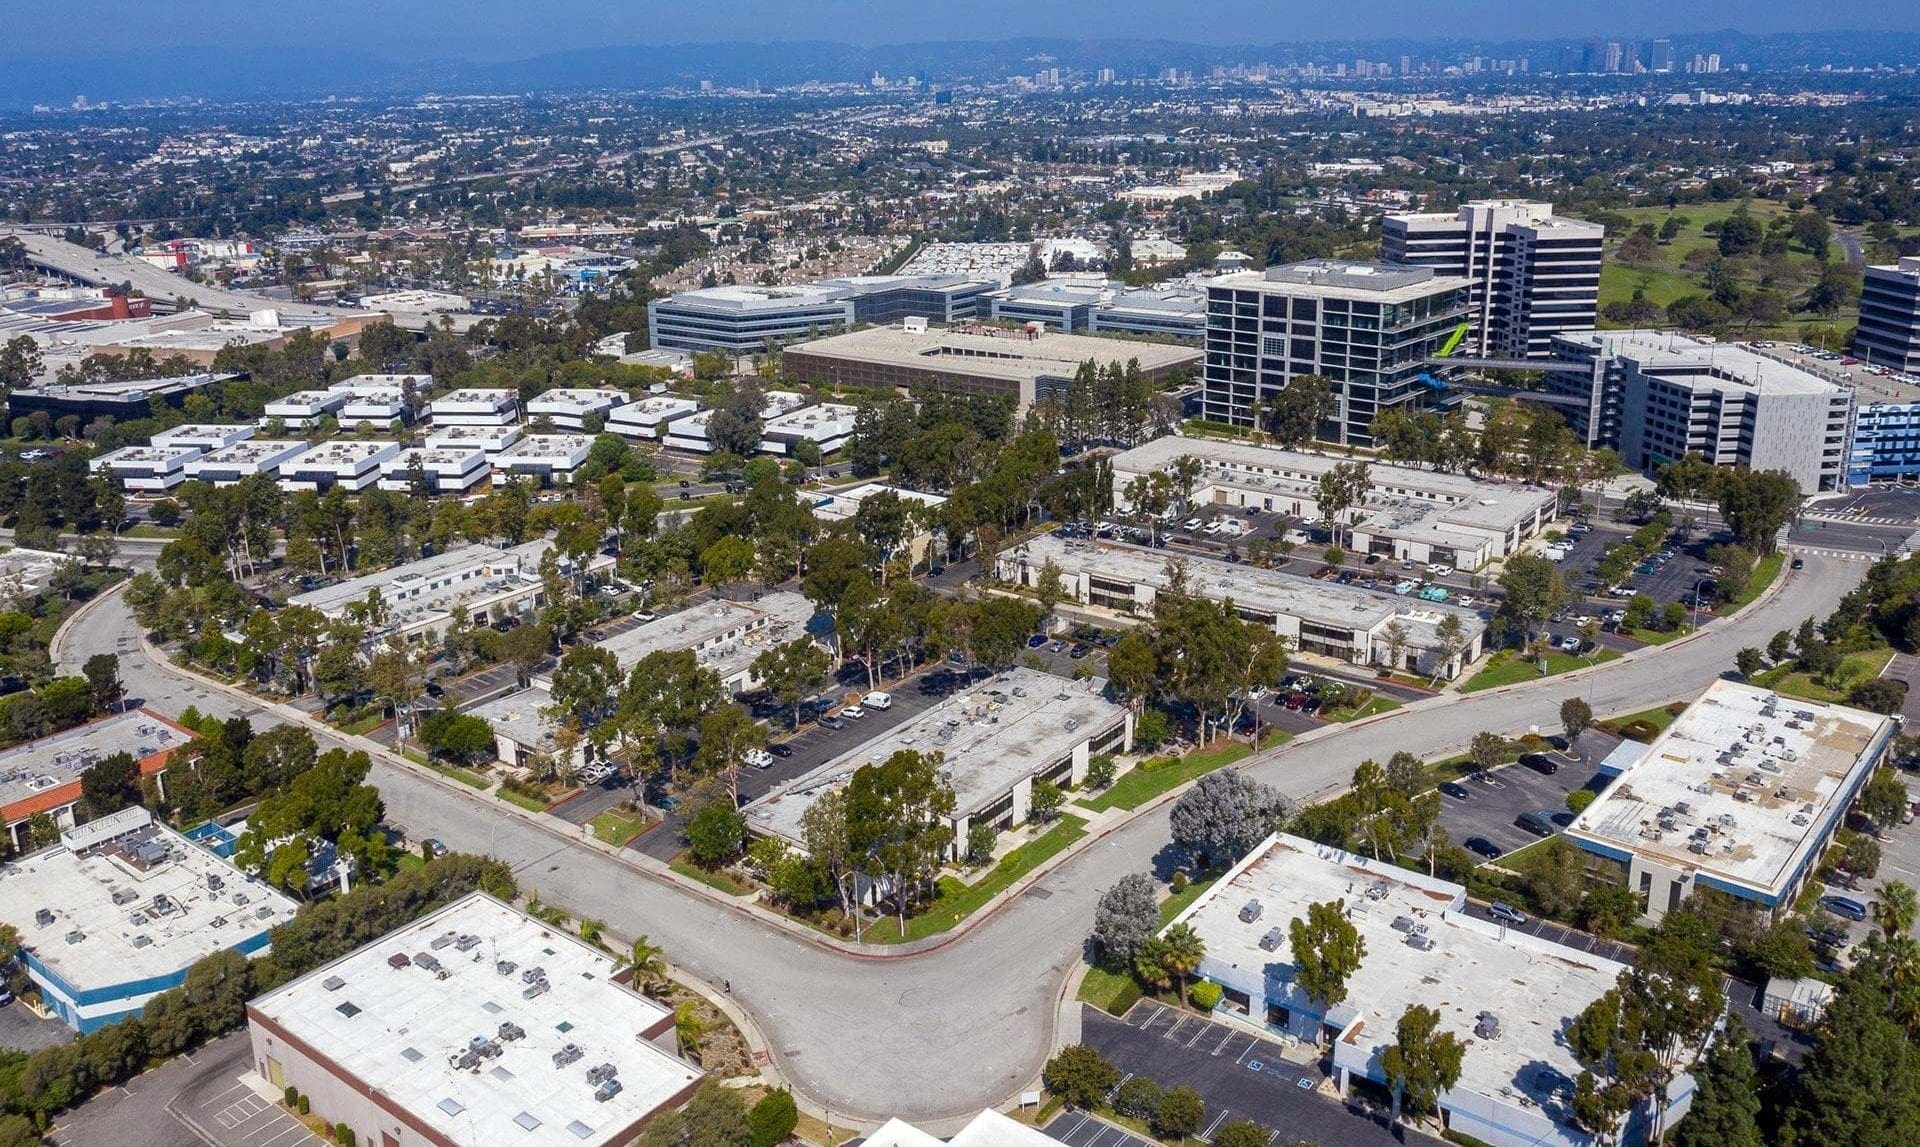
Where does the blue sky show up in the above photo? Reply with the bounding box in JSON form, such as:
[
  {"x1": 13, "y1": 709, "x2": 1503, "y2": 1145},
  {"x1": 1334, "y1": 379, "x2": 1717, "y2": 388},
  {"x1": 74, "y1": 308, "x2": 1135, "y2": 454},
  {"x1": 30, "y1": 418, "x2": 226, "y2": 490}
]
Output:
[{"x1": 9, "y1": 0, "x2": 1918, "y2": 58}]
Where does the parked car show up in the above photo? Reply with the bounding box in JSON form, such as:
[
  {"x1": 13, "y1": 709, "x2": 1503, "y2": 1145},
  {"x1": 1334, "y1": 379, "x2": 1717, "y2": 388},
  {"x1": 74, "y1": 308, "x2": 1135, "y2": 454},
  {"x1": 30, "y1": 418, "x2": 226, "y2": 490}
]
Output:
[
  {"x1": 1559, "y1": 636, "x2": 1583, "y2": 654},
  {"x1": 863, "y1": 691, "x2": 893, "y2": 710},
  {"x1": 1489, "y1": 901, "x2": 1529, "y2": 926},
  {"x1": 1568, "y1": 523, "x2": 1593, "y2": 534},
  {"x1": 1069, "y1": 643, "x2": 1092, "y2": 659},
  {"x1": 1183, "y1": 518, "x2": 1203, "y2": 531},
  {"x1": 1791, "y1": 557, "x2": 1805, "y2": 570},
  {"x1": 1464, "y1": 837, "x2": 1504, "y2": 859},
  {"x1": 1520, "y1": 753, "x2": 1560, "y2": 776},
  {"x1": 841, "y1": 704, "x2": 866, "y2": 720},
  {"x1": 1427, "y1": 563, "x2": 1455, "y2": 577},
  {"x1": 1026, "y1": 634, "x2": 1047, "y2": 649},
  {"x1": 745, "y1": 749, "x2": 775, "y2": 769},
  {"x1": 1515, "y1": 810, "x2": 1557, "y2": 837},
  {"x1": 1417, "y1": 585, "x2": 1450, "y2": 602},
  {"x1": 1048, "y1": 640, "x2": 1068, "y2": 653},
  {"x1": 1393, "y1": 580, "x2": 1418, "y2": 595},
  {"x1": 818, "y1": 715, "x2": 846, "y2": 730},
  {"x1": 1821, "y1": 895, "x2": 1869, "y2": 922},
  {"x1": 767, "y1": 741, "x2": 794, "y2": 758},
  {"x1": 423, "y1": 838, "x2": 448, "y2": 859},
  {"x1": 1439, "y1": 781, "x2": 1471, "y2": 800}
]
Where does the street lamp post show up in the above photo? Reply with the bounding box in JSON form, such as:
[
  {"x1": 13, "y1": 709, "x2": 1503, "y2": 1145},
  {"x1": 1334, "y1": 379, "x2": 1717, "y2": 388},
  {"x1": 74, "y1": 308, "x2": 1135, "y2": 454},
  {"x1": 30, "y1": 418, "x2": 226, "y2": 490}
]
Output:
[{"x1": 1689, "y1": 576, "x2": 1713, "y2": 634}]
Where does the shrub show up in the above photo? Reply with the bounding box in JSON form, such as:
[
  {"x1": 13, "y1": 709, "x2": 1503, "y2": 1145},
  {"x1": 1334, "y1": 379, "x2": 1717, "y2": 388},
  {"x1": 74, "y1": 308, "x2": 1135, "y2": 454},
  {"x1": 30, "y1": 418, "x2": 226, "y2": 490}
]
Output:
[
  {"x1": 284, "y1": 1087, "x2": 298, "y2": 1106},
  {"x1": 1112, "y1": 1076, "x2": 1163, "y2": 1119},
  {"x1": 334, "y1": 1123, "x2": 355, "y2": 1146},
  {"x1": 748, "y1": 1088, "x2": 799, "y2": 1147},
  {"x1": 298, "y1": 1095, "x2": 310, "y2": 1115},
  {"x1": 1565, "y1": 789, "x2": 1596, "y2": 814},
  {"x1": 1170, "y1": 871, "x2": 1189, "y2": 893},
  {"x1": 1086, "y1": 754, "x2": 1117, "y2": 789},
  {"x1": 1189, "y1": 981, "x2": 1223, "y2": 1010}
]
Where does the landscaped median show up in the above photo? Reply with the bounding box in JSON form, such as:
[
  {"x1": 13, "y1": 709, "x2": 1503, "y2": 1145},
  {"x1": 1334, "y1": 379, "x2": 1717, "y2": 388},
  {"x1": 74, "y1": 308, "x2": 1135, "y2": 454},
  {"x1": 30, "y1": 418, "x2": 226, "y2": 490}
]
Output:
[
  {"x1": 869, "y1": 813, "x2": 1091, "y2": 944},
  {"x1": 1076, "y1": 734, "x2": 1289, "y2": 814},
  {"x1": 1458, "y1": 647, "x2": 1621, "y2": 693}
]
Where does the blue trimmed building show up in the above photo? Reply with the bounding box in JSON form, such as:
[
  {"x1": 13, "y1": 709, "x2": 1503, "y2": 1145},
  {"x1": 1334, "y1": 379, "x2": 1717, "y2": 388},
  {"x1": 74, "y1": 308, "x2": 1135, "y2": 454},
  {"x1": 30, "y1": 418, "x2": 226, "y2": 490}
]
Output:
[{"x1": 0, "y1": 808, "x2": 300, "y2": 1032}]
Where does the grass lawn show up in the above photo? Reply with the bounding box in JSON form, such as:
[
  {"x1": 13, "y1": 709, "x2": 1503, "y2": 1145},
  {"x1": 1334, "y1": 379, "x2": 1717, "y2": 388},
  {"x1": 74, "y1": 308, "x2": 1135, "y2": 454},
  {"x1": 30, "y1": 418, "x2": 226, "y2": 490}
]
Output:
[
  {"x1": 588, "y1": 806, "x2": 651, "y2": 846},
  {"x1": 120, "y1": 524, "x2": 181, "y2": 539},
  {"x1": 1497, "y1": 835, "x2": 1575, "y2": 879},
  {"x1": 1078, "y1": 741, "x2": 1252, "y2": 813},
  {"x1": 1599, "y1": 702, "x2": 1691, "y2": 743},
  {"x1": 1730, "y1": 553, "x2": 1786, "y2": 611},
  {"x1": 393, "y1": 852, "x2": 426, "y2": 873},
  {"x1": 1323, "y1": 695, "x2": 1403, "y2": 722},
  {"x1": 1752, "y1": 650, "x2": 1894, "y2": 704},
  {"x1": 670, "y1": 854, "x2": 755, "y2": 896},
  {"x1": 1077, "y1": 873, "x2": 1222, "y2": 1013},
  {"x1": 1624, "y1": 626, "x2": 1687, "y2": 646},
  {"x1": 498, "y1": 786, "x2": 551, "y2": 813},
  {"x1": 1159, "y1": 874, "x2": 1221, "y2": 924},
  {"x1": 335, "y1": 715, "x2": 384, "y2": 736},
  {"x1": 1459, "y1": 648, "x2": 1621, "y2": 694},
  {"x1": 870, "y1": 814, "x2": 1090, "y2": 943}
]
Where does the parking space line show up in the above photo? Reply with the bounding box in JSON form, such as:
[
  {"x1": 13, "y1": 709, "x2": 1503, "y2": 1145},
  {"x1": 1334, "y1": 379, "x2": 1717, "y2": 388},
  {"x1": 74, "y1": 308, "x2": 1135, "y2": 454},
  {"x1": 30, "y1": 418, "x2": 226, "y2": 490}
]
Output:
[
  {"x1": 1200, "y1": 1111, "x2": 1230, "y2": 1141},
  {"x1": 259, "y1": 1122, "x2": 316, "y2": 1147},
  {"x1": 1233, "y1": 1037, "x2": 1259, "y2": 1065},
  {"x1": 1185, "y1": 1021, "x2": 1212, "y2": 1048},
  {"x1": 1163, "y1": 1016, "x2": 1191, "y2": 1042}
]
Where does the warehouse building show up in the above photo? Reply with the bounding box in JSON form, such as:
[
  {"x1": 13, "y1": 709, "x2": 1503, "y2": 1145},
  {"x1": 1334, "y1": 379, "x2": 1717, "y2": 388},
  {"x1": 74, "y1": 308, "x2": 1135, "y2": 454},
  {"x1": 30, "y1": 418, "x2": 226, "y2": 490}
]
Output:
[
  {"x1": 782, "y1": 323, "x2": 1199, "y2": 411},
  {"x1": 0, "y1": 806, "x2": 300, "y2": 1031},
  {"x1": 746, "y1": 668, "x2": 1130, "y2": 857},
  {"x1": 1109, "y1": 437, "x2": 1557, "y2": 569},
  {"x1": 605, "y1": 395, "x2": 702, "y2": 441},
  {"x1": 275, "y1": 440, "x2": 404, "y2": 492},
  {"x1": 246, "y1": 892, "x2": 702, "y2": 1147},
  {"x1": 1173, "y1": 832, "x2": 1694, "y2": 1147},
  {"x1": 377, "y1": 447, "x2": 492, "y2": 493},
  {"x1": 1565, "y1": 680, "x2": 1895, "y2": 923},
  {"x1": 182, "y1": 439, "x2": 311, "y2": 485},
  {"x1": 89, "y1": 444, "x2": 204, "y2": 491},
  {"x1": 525, "y1": 388, "x2": 632, "y2": 432},
  {"x1": 492, "y1": 435, "x2": 593, "y2": 485},
  {"x1": 1000, "y1": 534, "x2": 1486, "y2": 678}
]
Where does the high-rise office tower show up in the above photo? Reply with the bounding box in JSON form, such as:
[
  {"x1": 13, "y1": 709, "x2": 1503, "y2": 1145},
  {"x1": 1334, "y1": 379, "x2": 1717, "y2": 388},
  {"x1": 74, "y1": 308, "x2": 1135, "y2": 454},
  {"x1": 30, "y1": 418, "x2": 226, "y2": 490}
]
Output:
[
  {"x1": 1381, "y1": 200, "x2": 1604, "y2": 361},
  {"x1": 1200, "y1": 261, "x2": 1470, "y2": 447},
  {"x1": 1650, "y1": 39, "x2": 1675, "y2": 72},
  {"x1": 1854, "y1": 256, "x2": 1920, "y2": 374}
]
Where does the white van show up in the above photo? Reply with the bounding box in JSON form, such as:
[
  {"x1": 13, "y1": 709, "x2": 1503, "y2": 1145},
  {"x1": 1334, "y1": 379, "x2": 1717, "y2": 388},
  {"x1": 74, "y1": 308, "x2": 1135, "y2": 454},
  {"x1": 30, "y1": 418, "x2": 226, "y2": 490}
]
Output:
[{"x1": 863, "y1": 690, "x2": 894, "y2": 710}]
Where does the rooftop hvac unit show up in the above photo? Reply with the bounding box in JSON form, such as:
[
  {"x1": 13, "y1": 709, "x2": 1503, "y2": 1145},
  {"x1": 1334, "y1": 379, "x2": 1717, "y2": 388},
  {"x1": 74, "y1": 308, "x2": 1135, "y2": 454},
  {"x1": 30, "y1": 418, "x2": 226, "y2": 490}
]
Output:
[
  {"x1": 1407, "y1": 933, "x2": 1436, "y2": 951},
  {"x1": 1475, "y1": 1012, "x2": 1502, "y2": 1040},
  {"x1": 1259, "y1": 927, "x2": 1285, "y2": 953},
  {"x1": 553, "y1": 1043, "x2": 584, "y2": 1069},
  {"x1": 1239, "y1": 900, "x2": 1264, "y2": 923}
]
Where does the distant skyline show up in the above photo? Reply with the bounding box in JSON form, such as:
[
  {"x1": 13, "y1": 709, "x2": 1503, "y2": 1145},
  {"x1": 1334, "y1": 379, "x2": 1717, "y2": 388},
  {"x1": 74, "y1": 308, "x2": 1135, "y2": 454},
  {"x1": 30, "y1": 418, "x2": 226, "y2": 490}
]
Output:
[{"x1": 8, "y1": 0, "x2": 1920, "y2": 60}]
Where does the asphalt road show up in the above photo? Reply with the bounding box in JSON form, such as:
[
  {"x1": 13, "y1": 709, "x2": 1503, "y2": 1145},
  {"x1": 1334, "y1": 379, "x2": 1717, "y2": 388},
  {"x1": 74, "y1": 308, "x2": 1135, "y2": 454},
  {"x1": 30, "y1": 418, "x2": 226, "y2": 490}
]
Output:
[{"x1": 56, "y1": 545, "x2": 1866, "y2": 1126}]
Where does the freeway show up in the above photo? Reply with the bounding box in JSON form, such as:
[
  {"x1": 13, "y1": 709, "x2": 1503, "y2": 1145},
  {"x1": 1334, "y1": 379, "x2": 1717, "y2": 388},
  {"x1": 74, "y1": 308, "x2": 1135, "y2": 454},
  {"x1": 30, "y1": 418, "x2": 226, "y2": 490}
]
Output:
[{"x1": 53, "y1": 544, "x2": 1865, "y2": 1126}]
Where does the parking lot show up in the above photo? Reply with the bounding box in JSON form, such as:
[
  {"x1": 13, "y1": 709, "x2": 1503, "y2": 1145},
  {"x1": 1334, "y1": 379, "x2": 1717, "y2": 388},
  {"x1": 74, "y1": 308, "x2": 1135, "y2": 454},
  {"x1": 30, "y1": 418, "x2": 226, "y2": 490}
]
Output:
[
  {"x1": 1080, "y1": 1002, "x2": 1417, "y2": 1147},
  {"x1": 1435, "y1": 738, "x2": 1620, "y2": 863}
]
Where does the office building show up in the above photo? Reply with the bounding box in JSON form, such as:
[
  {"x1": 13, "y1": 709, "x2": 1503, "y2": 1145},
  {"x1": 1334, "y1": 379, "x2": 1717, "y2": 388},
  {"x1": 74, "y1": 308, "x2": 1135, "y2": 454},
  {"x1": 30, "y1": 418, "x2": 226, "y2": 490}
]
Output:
[
  {"x1": 783, "y1": 324, "x2": 1200, "y2": 412},
  {"x1": 1847, "y1": 390, "x2": 1920, "y2": 486},
  {"x1": 662, "y1": 390, "x2": 809, "y2": 454},
  {"x1": 377, "y1": 447, "x2": 493, "y2": 494},
  {"x1": 0, "y1": 548, "x2": 74, "y2": 598},
  {"x1": 4, "y1": 373, "x2": 227, "y2": 425},
  {"x1": 760, "y1": 401, "x2": 859, "y2": 456},
  {"x1": 985, "y1": 281, "x2": 1104, "y2": 331},
  {"x1": 261, "y1": 389, "x2": 350, "y2": 430},
  {"x1": 1382, "y1": 200, "x2": 1604, "y2": 361},
  {"x1": 333, "y1": 388, "x2": 410, "y2": 427},
  {"x1": 246, "y1": 892, "x2": 702, "y2": 1147},
  {"x1": 183, "y1": 440, "x2": 311, "y2": 485},
  {"x1": 429, "y1": 389, "x2": 520, "y2": 428},
  {"x1": 0, "y1": 807, "x2": 300, "y2": 1031},
  {"x1": 1173, "y1": 833, "x2": 1695, "y2": 1147},
  {"x1": 747, "y1": 668, "x2": 1131, "y2": 856},
  {"x1": 605, "y1": 395, "x2": 702, "y2": 441},
  {"x1": 525, "y1": 388, "x2": 631, "y2": 432},
  {"x1": 1090, "y1": 286, "x2": 1208, "y2": 341},
  {"x1": 425, "y1": 424, "x2": 522, "y2": 454},
  {"x1": 1566, "y1": 680, "x2": 1895, "y2": 923},
  {"x1": 275, "y1": 441, "x2": 404, "y2": 492},
  {"x1": 568, "y1": 593, "x2": 819, "y2": 695},
  {"x1": 0, "y1": 708, "x2": 196, "y2": 849},
  {"x1": 1650, "y1": 38, "x2": 1675, "y2": 72},
  {"x1": 817, "y1": 274, "x2": 996, "y2": 324},
  {"x1": 466, "y1": 685, "x2": 597, "y2": 776},
  {"x1": 89, "y1": 444, "x2": 203, "y2": 491},
  {"x1": 150, "y1": 423, "x2": 254, "y2": 452},
  {"x1": 1853, "y1": 256, "x2": 1920, "y2": 374},
  {"x1": 1110, "y1": 437, "x2": 1557, "y2": 569},
  {"x1": 1546, "y1": 330, "x2": 1851, "y2": 493},
  {"x1": 492, "y1": 435, "x2": 593, "y2": 485},
  {"x1": 809, "y1": 483, "x2": 948, "y2": 564},
  {"x1": 1001, "y1": 535, "x2": 1485, "y2": 678},
  {"x1": 288, "y1": 541, "x2": 612, "y2": 648},
  {"x1": 647, "y1": 284, "x2": 855, "y2": 353},
  {"x1": 1202, "y1": 261, "x2": 1470, "y2": 447}
]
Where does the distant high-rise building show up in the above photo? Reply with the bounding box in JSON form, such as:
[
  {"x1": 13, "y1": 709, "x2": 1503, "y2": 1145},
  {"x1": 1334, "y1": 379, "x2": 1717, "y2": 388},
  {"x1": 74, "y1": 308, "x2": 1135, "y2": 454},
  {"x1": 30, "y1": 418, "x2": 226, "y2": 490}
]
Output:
[
  {"x1": 1582, "y1": 39, "x2": 1606, "y2": 72},
  {"x1": 1382, "y1": 199, "x2": 1604, "y2": 361},
  {"x1": 1400, "y1": 54, "x2": 1413, "y2": 75},
  {"x1": 1650, "y1": 38, "x2": 1675, "y2": 72},
  {"x1": 1098, "y1": 67, "x2": 1116, "y2": 83},
  {"x1": 1604, "y1": 41, "x2": 1625, "y2": 73}
]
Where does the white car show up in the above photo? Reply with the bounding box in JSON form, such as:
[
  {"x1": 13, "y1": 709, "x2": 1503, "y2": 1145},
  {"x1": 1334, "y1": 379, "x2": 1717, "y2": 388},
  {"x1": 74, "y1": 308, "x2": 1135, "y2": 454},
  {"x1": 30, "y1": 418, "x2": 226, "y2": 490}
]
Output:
[
  {"x1": 1247, "y1": 685, "x2": 1269, "y2": 701},
  {"x1": 744, "y1": 749, "x2": 775, "y2": 769},
  {"x1": 1183, "y1": 518, "x2": 1203, "y2": 531},
  {"x1": 1202, "y1": 520, "x2": 1225, "y2": 535},
  {"x1": 863, "y1": 690, "x2": 893, "y2": 710},
  {"x1": 1457, "y1": 595, "x2": 1478, "y2": 608},
  {"x1": 1572, "y1": 615, "x2": 1595, "y2": 628},
  {"x1": 841, "y1": 704, "x2": 866, "y2": 720},
  {"x1": 1427, "y1": 563, "x2": 1454, "y2": 577}
]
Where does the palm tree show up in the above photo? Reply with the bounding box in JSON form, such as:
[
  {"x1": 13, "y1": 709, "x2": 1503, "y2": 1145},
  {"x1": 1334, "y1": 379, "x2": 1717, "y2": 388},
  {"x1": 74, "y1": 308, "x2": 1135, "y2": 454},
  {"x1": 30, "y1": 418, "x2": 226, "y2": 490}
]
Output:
[
  {"x1": 1134, "y1": 937, "x2": 1174, "y2": 997},
  {"x1": 628, "y1": 934, "x2": 669, "y2": 995},
  {"x1": 1159, "y1": 923, "x2": 1207, "y2": 1007},
  {"x1": 1875, "y1": 881, "x2": 1918, "y2": 940}
]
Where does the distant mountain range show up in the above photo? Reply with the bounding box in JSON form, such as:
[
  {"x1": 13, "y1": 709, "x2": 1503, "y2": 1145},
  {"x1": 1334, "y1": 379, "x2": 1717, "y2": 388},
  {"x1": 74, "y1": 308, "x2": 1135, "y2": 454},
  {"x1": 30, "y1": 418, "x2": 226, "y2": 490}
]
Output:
[{"x1": 3, "y1": 31, "x2": 1919, "y2": 111}]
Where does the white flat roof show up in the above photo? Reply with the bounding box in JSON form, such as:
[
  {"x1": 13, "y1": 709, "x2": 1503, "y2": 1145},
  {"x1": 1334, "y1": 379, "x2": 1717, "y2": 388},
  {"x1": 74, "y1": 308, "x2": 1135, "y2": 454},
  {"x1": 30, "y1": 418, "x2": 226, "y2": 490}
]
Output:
[
  {"x1": 607, "y1": 396, "x2": 699, "y2": 426},
  {"x1": 1566, "y1": 680, "x2": 1892, "y2": 896},
  {"x1": 188, "y1": 439, "x2": 310, "y2": 469},
  {"x1": 1175, "y1": 833, "x2": 1627, "y2": 1123},
  {"x1": 1557, "y1": 330, "x2": 1843, "y2": 398},
  {"x1": 526, "y1": 389, "x2": 630, "y2": 414},
  {"x1": 288, "y1": 541, "x2": 555, "y2": 621},
  {"x1": 810, "y1": 483, "x2": 947, "y2": 523},
  {"x1": 93, "y1": 444, "x2": 204, "y2": 468},
  {"x1": 589, "y1": 593, "x2": 816, "y2": 682},
  {"x1": 247, "y1": 893, "x2": 701, "y2": 1147},
  {"x1": 495, "y1": 435, "x2": 592, "y2": 464},
  {"x1": 0, "y1": 708, "x2": 194, "y2": 814},
  {"x1": 426, "y1": 424, "x2": 523, "y2": 449},
  {"x1": 786, "y1": 324, "x2": 1200, "y2": 382},
  {"x1": 746, "y1": 668, "x2": 1126, "y2": 843},
  {"x1": 864, "y1": 1110, "x2": 1059, "y2": 1147},
  {"x1": 466, "y1": 686, "x2": 561, "y2": 754},
  {"x1": 0, "y1": 808, "x2": 299, "y2": 997}
]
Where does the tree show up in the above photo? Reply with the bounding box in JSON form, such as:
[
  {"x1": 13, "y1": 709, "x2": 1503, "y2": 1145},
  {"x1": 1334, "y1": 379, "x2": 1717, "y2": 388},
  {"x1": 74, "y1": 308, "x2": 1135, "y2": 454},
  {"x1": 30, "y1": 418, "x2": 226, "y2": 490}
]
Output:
[
  {"x1": 547, "y1": 644, "x2": 622, "y2": 735},
  {"x1": 1560, "y1": 697, "x2": 1593, "y2": 758},
  {"x1": 1042, "y1": 1045, "x2": 1119, "y2": 1108},
  {"x1": 1717, "y1": 468, "x2": 1801, "y2": 554},
  {"x1": 1668, "y1": 1019, "x2": 1762, "y2": 1147},
  {"x1": 1290, "y1": 899, "x2": 1367, "y2": 1026},
  {"x1": 1862, "y1": 769, "x2": 1910, "y2": 831},
  {"x1": 747, "y1": 1090, "x2": 799, "y2": 1147},
  {"x1": 1210, "y1": 1122, "x2": 1270, "y2": 1147},
  {"x1": 1768, "y1": 629, "x2": 1794, "y2": 662},
  {"x1": 1267, "y1": 373, "x2": 1336, "y2": 446},
  {"x1": 1315, "y1": 461, "x2": 1370, "y2": 548},
  {"x1": 82, "y1": 653, "x2": 123, "y2": 714},
  {"x1": 1380, "y1": 1003, "x2": 1467, "y2": 1123},
  {"x1": 692, "y1": 704, "x2": 767, "y2": 806},
  {"x1": 751, "y1": 638, "x2": 832, "y2": 727},
  {"x1": 1848, "y1": 677, "x2": 1910, "y2": 716},
  {"x1": 1152, "y1": 1086, "x2": 1205, "y2": 1140},
  {"x1": 1113, "y1": 1076, "x2": 1163, "y2": 1119},
  {"x1": 843, "y1": 749, "x2": 957, "y2": 934},
  {"x1": 1169, "y1": 770, "x2": 1293, "y2": 868},
  {"x1": 627, "y1": 934, "x2": 669, "y2": 994},
  {"x1": 1874, "y1": 882, "x2": 1918, "y2": 940},
  {"x1": 1094, "y1": 873, "x2": 1161, "y2": 965},
  {"x1": 1717, "y1": 208, "x2": 1763, "y2": 256},
  {"x1": 1469, "y1": 731, "x2": 1508, "y2": 773},
  {"x1": 1735, "y1": 647, "x2": 1766, "y2": 679},
  {"x1": 685, "y1": 795, "x2": 748, "y2": 868},
  {"x1": 419, "y1": 711, "x2": 496, "y2": 765},
  {"x1": 80, "y1": 751, "x2": 141, "y2": 816},
  {"x1": 1498, "y1": 553, "x2": 1569, "y2": 636},
  {"x1": 1157, "y1": 922, "x2": 1206, "y2": 1005}
]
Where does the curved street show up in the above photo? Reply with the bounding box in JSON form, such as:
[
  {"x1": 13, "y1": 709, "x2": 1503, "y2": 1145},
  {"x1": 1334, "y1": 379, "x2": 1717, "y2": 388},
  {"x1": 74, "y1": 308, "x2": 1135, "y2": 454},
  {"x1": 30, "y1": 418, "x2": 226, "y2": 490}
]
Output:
[{"x1": 59, "y1": 550, "x2": 1867, "y2": 1124}]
